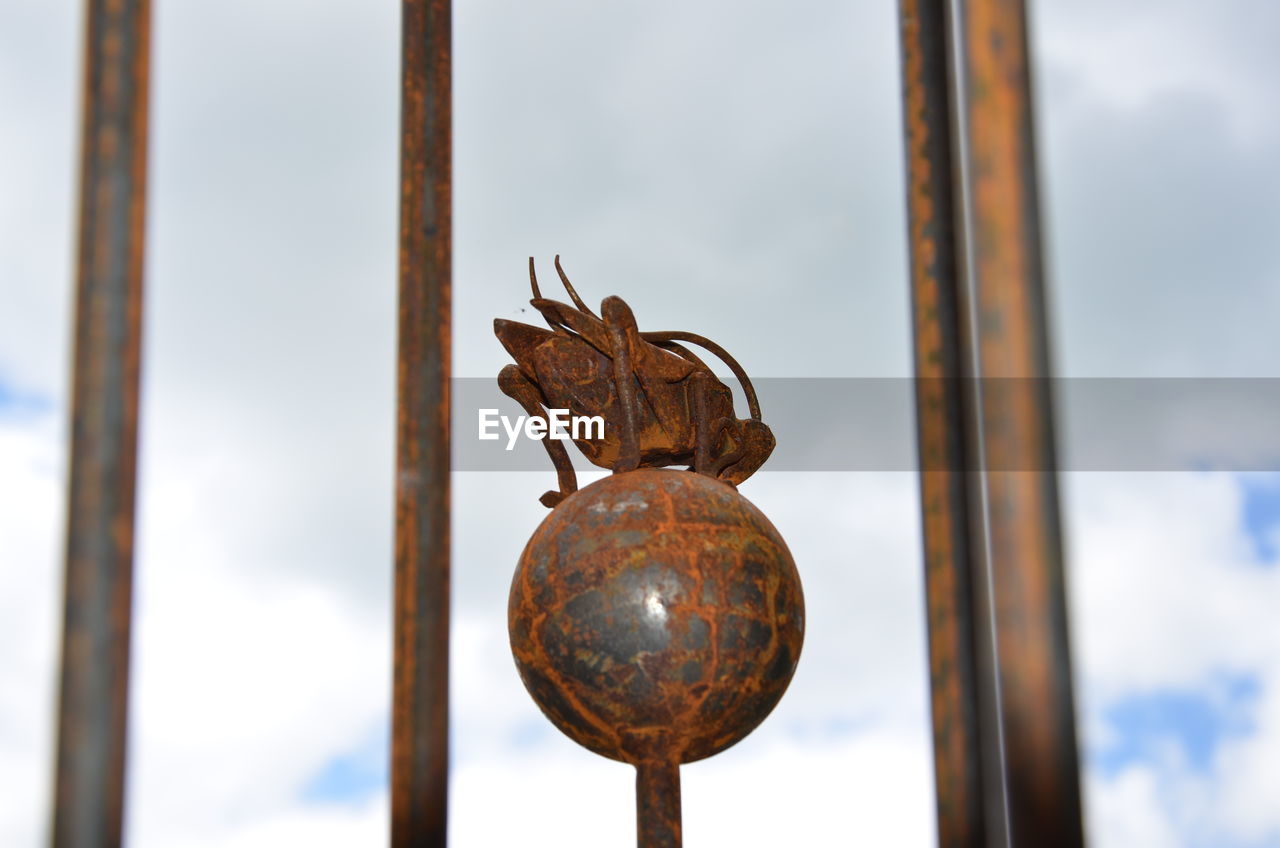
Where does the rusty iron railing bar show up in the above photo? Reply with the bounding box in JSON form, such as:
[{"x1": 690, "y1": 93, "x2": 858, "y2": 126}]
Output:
[
  {"x1": 51, "y1": 1, "x2": 152, "y2": 846},
  {"x1": 392, "y1": 0, "x2": 453, "y2": 845},
  {"x1": 953, "y1": 0, "x2": 1085, "y2": 844},
  {"x1": 897, "y1": 0, "x2": 1007, "y2": 844}
]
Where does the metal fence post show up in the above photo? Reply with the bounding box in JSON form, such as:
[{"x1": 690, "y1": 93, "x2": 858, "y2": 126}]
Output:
[
  {"x1": 51, "y1": 1, "x2": 151, "y2": 846},
  {"x1": 898, "y1": 0, "x2": 1005, "y2": 843},
  {"x1": 900, "y1": 0, "x2": 1085, "y2": 843},
  {"x1": 956, "y1": 0, "x2": 1084, "y2": 842},
  {"x1": 392, "y1": 0, "x2": 453, "y2": 845}
]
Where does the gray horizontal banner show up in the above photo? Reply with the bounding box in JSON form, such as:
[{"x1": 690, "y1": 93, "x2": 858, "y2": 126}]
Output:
[{"x1": 450, "y1": 378, "x2": 1280, "y2": 472}]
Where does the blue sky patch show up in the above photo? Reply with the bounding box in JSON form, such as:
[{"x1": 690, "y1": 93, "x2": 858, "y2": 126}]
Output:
[
  {"x1": 0, "y1": 376, "x2": 54, "y2": 419},
  {"x1": 507, "y1": 718, "x2": 553, "y2": 750},
  {"x1": 301, "y1": 723, "x2": 388, "y2": 805},
  {"x1": 785, "y1": 714, "x2": 871, "y2": 745},
  {"x1": 1239, "y1": 473, "x2": 1280, "y2": 564},
  {"x1": 1094, "y1": 673, "x2": 1259, "y2": 778}
]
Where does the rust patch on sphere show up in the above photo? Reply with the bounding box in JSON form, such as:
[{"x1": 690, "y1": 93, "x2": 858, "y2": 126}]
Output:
[{"x1": 508, "y1": 468, "x2": 804, "y2": 765}]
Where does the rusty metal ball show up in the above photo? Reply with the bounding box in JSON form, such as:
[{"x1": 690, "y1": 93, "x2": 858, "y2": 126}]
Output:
[{"x1": 508, "y1": 468, "x2": 804, "y2": 766}]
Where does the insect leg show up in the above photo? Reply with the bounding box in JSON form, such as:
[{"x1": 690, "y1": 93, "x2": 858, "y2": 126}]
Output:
[
  {"x1": 687, "y1": 370, "x2": 747, "y2": 481},
  {"x1": 643, "y1": 330, "x2": 764, "y2": 421},
  {"x1": 601, "y1": 296, "x2": 643, "y2": 472},
  {"x1": 709, "y1": 419, "x2": 746, "y2": 479},
  {"x1": 690, "y1": 370, "x2": 716, "y2": 475},
  {"x1": 498, "y1": 364, "x2": 579, "y2": 508}
]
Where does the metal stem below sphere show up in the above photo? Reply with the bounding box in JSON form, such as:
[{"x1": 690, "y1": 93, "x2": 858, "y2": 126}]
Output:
[{"x1": 636, "y1": 760, "x2": 682, "y2": 848}]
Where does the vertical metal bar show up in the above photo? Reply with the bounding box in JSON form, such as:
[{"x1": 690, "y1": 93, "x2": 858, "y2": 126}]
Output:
[
  {"x1": 392, "y1": 0, "x2": 452, "y2": 845},
  {"x1": 635, "y1": 762, "x2": 682, "y2": 848},
  {"x1": 52, "y1": 1, "x2": 151, "y2": 846},
  {"x1": 955, "y1": 0, "x2": 1085, "y2": 844},
  {"x1": 897, "y1": 1, "x2": 1003, "y2": 845}
]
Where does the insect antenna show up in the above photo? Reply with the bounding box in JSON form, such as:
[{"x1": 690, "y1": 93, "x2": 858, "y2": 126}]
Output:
[
  {"x1": 528, "y1": 256, "x2": 544, "y2": 299},
  {"x1": 554, "y1": 255, "x2": 598, "y2": 317}
]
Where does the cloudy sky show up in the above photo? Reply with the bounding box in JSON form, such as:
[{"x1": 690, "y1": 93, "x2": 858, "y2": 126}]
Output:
[{"x1": 2, "y1": 0, "x2": 1278, "y2": 845}]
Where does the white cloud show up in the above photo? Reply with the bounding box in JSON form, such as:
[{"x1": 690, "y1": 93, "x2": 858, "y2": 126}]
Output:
[
  {"x1": 1033, "y1": 2, "x2": 1280, "y2": 379},
  {"x1": 0, "y1": 414, "x2": 63, "y2": 847},
  {"x1": 1217, "y1": 669, "x2": 1280, "y2": 843},
  {"x1": 1066, "y1": 472, "x2": 1280, "y2": 846},
  {"x1": 1085, "y1": 764, "x2": 1181, "y2": 848},
  {"x1": 1033, "y1": 0, "x2": 1280, "y2": 145},
  {"x1": 451, "y1": 729, "x2": 933, "y2": 848},
  {"x1": 0, "y1": 0, "x2": 77, "y2": 397},
  {"x1": 1065, "y1": 473, "x2": 1270, "y2": 695},
  {"x1": 154, "y1": 795, "x2": 386, "y2": 848},
  {"x1": 126, "y1": 550, "x2": 390, "y2": 845}
]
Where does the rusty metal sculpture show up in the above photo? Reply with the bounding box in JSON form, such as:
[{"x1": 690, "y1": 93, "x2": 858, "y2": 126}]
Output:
[
  {"x1": 498, "y1": 260, "x2": 803, "y2": 848},
  {"x1": 494, "y1": 256, "x2": 775, "y2": 508}
]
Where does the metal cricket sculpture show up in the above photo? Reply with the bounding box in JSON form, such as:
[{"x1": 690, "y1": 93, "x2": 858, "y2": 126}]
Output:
[
  {"x1": 498, "y1": 258, "x2": 803, "y2": 848},
  {"x1": 494, "y1": 256, "x2": 775, "y2": 507}
]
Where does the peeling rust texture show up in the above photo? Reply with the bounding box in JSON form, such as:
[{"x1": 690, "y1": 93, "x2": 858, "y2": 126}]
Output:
[
  {"x1": 495, "y1": 258, "x2": 775, "y2": 509},
  {"x1": 897, "y1": 0, "x2": 1003, "y2": 845},
  {"x1": 959, "y1": 0, "x2": 1085, "y2": 844},
  {"x1": 392, "y1": 0, "x2": 452, "y2": 845},
  {"x1": 52, "y1": 2, "x2": 150, "y2": 846},
  {"x1": 509, "y1": 469, "x2": 804, "y2": 847}
]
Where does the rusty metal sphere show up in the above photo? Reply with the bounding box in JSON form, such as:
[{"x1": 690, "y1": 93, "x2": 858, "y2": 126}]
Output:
[{"x1": 508, "y1": 468, "x2": 804, "y2": 766}]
